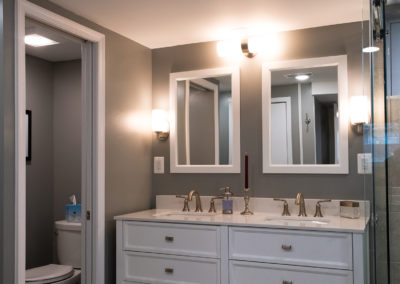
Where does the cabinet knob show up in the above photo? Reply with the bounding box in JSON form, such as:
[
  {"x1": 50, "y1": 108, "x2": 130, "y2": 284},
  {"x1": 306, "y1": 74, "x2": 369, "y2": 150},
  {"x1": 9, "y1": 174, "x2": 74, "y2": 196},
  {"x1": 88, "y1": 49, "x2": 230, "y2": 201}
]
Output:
[
  {"x1": 281, "y1": 244, "x2": 292, "y2": 251},
  {"x1": 282, "y1": 281, "x2": 293, "y2": 284},
  {"x1": 165, "y1": 236, "x2": 174, "y2": 242},
  {"x1": 165, "y1": 268, "x2": 174, "y2": 274}
]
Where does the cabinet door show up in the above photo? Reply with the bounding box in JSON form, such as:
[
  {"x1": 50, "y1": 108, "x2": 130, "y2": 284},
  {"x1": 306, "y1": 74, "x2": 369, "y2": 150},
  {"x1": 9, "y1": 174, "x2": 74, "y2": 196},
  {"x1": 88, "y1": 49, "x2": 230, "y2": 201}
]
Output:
[
  {"x1": 229, "y1": 227, "x2": 352, "y2": 269},
  {"x1": 230, "y1": 260, "x2": 353, "y2": 284},
  {"x1": 123, "y1": 251, "x2": 220, "y2": 284}
]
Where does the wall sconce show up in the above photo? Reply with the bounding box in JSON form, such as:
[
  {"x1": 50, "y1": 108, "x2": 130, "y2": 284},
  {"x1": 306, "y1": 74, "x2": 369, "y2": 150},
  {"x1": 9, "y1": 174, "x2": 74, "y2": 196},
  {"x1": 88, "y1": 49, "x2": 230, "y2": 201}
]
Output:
[
  {"x1": 152, "y1": 109, "x2": 169, "y2": 141},
  {"x1": 350, "y1": 96, "x2": 369, "y2": 134}
]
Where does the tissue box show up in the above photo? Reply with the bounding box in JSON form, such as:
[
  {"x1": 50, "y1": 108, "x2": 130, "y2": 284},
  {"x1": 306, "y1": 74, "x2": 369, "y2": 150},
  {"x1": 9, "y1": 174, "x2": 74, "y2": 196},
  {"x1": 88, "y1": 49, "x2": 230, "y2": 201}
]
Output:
[{"x1": 65, "y1": 204, "x2": 82, "y2": 222}]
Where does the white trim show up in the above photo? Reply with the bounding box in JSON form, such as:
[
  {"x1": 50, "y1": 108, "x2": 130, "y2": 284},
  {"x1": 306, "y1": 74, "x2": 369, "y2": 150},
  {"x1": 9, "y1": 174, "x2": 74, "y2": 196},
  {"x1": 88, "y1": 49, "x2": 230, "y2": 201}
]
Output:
[
  {"x1": 15, "y1": 1, "x2": 105, "y2": 284},
  {"x1": 262, "y1": 55, "x2": 349, "y2": 174},
  {"x1": 271, "y1": 97, "x2": 293, "y2": 164},
  {"x1": 170, "y1": 67, "x2": 240, "y2": 173}
]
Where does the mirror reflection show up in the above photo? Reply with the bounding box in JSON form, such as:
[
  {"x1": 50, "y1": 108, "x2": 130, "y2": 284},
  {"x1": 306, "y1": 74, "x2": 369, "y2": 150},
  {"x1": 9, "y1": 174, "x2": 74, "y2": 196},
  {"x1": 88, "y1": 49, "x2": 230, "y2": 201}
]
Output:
[
  {"x1": 176, "y1": 75, "x2": 232, "y2": 165},
  {"x1": 270, "y1": 66, "x2": 339, "y2": 165}
]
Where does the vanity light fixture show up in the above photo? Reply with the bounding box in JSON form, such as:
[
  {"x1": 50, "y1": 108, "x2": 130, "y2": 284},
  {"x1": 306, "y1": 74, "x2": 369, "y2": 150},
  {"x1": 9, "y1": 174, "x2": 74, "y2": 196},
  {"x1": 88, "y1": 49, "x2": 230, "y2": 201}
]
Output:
[
  {"x1": 24, "y1": 34, "x2": 59, "y2": 47},
  {"x1": 362, "y1": 46, "x2": 380, "y2": 53},
  {"x1": 217, "y1": 33, "x2": 278, "y2": 58},
  {"x1": 350, "y1": 96, "x2": 369, "y2": 134},
  {"x1": 217, "y1": 39, "x2": 242, "y2": 57},
  {"x1": 152, "y1": 109, "x2": 170, "y2": 141}
]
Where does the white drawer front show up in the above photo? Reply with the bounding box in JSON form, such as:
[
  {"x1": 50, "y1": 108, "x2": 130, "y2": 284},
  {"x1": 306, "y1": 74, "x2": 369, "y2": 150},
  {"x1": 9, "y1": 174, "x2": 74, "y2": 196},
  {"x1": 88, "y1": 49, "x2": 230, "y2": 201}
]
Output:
[
  {"x1": 123, "y1": 221, "x2": 220, "y2": 258},
  {"x1": 230, "y1": 260, "x2": 353, "y2": 284},
  {"x1": 123, "y1": 251, "x2": 220, "y2": 284},
  {"x1": 229, "y1": 227, "x2": 352, "y2": 269}
]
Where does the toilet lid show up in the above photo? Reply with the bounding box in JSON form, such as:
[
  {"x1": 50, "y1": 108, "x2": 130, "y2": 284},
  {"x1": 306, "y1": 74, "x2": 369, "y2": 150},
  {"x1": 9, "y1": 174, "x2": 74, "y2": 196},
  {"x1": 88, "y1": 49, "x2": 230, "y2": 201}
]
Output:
[{"x1": 26, "y1": 264, "x2": 74, "y2": 284}]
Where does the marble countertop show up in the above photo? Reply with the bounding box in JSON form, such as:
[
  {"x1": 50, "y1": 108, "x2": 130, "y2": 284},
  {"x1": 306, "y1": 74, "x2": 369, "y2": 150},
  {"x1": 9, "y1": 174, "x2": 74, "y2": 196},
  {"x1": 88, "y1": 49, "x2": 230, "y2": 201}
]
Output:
[{"x1": 114, "y1": 208, "x2": 369, "y2": 233}]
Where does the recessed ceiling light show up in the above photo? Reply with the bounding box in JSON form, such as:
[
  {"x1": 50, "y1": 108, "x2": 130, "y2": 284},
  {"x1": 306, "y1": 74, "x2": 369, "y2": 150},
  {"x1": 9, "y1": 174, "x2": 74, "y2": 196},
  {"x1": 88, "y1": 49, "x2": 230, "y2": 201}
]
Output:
[
  {"x1": 24, "y1": 34, "x2": 59, "y2": 47},
  {"x1": 295, "y1": 74, "x2": 310, "y2": 81},
  {"x1": 362, "y1": 46, "x2": 380, "y2": 53}
]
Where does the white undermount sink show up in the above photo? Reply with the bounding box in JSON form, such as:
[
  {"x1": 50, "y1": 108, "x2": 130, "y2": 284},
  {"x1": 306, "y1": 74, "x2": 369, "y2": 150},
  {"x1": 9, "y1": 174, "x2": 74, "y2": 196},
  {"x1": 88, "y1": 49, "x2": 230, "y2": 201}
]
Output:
[
  {"x1": 265, "y1": 216, "x2": 330, "y2": 225},
  {"x1": 153, "y1": 211, "x2": 217, "y2": 217}
]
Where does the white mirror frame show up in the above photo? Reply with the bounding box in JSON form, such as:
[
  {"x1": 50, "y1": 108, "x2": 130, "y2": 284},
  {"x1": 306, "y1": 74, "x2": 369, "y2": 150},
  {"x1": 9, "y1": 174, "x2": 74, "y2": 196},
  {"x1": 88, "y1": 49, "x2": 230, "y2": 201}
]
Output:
[
  {"x1": 170, "y1": 67, "x2": 240, "y2": 173},
  {"x1": 262, "y1": 55, "x2": 349, "y2": 174}
]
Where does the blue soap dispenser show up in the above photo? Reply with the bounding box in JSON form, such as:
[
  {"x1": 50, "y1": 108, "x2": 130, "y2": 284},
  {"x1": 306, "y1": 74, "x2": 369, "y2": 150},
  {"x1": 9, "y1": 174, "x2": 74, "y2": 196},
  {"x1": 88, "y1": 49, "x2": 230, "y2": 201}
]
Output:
[{"x1": 220, "y1": 187, "x2": 233, "y2": 214}]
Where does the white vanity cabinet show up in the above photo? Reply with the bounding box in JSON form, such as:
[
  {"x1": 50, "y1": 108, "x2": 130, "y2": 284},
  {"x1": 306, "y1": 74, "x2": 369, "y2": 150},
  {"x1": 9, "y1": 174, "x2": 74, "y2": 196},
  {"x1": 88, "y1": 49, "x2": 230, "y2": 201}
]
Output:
[
  {"x1": 228, "y1": 227, "x2": 366, "y2": 284},
  {"x1": 116, "y1": 217, "x2": 369, "y2": 284},
  {"x1": 116, "y1": 221, "x2": 221, "y2": 284}
]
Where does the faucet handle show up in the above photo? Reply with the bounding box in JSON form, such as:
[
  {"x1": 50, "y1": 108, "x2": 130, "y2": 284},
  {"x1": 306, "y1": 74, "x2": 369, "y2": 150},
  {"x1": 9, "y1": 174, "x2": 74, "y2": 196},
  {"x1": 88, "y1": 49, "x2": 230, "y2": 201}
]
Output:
[
  {"x1": 208, "y1": 196, "x2": 224, "y2": 213},
  {"x1": 273, "y1": 198, "x2": 290, "y2": 216},
  {"x1": 176, "y1": 195, "x2": 190, "y2": 212},
  {"x1": 314, "y1": 199, "x2": 332, "y2": 217}
]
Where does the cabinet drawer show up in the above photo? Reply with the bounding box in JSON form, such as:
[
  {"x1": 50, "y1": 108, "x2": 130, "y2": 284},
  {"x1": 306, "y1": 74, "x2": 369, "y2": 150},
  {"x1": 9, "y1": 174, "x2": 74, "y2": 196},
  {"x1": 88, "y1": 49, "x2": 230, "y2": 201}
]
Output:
[
  {"x1": 230, "y1": 260, "x2": 353, "y2": 284},
  {"x1": 123, "y1": 221, "x2": 220, "y2": 258},
  {"x1": 123, "y1": 251, "x2": 220, "y2": 284},
  {"x1": 229, "y1": 227, "x2": 352, "y2": 269}
]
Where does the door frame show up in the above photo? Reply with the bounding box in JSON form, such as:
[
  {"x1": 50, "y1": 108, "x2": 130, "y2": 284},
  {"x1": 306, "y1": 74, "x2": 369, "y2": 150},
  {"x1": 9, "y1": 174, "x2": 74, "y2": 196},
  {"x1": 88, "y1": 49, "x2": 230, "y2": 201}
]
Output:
[
  {"x1": 15, "y1": 1, "x2": 105, "y2": 283},
  {"x1": 271, "y1": 97, "x2": 293, "y2": 164}
]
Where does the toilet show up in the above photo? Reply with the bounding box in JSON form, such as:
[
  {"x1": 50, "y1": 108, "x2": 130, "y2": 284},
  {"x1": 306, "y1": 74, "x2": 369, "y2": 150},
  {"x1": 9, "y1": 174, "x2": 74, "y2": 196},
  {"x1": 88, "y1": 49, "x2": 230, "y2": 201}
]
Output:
[{"x1": 26, "y1": 220, "x2": 82, "y2": 284}]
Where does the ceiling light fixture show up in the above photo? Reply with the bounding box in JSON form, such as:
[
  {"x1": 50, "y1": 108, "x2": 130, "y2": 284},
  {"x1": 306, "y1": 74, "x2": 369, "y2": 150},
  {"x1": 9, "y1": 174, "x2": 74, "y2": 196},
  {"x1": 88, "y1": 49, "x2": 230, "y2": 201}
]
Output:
[
  {"x1": 362, "y1": 46, "x2": 380, "y2": 53},
  {"x1": 295, "y1": 74, "x2": 310, "y2": 81},
  {"x1": 24, "y1": 34, "x2": 59, "y2": 47},
  {"x1": 285, "y1": 73, "x2": 312, "y2": 81}
]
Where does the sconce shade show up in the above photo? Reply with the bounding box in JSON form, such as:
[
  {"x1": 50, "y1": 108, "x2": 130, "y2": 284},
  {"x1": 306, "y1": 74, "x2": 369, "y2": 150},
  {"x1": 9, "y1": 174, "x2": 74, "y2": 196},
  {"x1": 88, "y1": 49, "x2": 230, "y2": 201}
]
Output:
[
  {"x1": 217, "y1": 39, "x2": 242, "y2": 57},
  {"x1": 152, "y1": 109, "x2": 169, "y2": 132},
  {"x1": 350, "y1": 96, "x2": 369, "y2": 125}
]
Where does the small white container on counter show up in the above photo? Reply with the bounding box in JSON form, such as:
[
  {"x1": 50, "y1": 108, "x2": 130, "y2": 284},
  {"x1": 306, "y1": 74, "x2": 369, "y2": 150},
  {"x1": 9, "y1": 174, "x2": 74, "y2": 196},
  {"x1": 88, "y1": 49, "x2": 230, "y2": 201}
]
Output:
[{"x1": 340, "y1": 201, "x2": 360, "y2": 219}]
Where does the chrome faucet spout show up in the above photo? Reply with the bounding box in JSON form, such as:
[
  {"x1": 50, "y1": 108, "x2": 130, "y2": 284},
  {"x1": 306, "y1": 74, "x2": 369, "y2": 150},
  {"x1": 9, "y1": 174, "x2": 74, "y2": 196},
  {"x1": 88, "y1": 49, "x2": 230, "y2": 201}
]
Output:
[
  {"x1": 188, "y1": 190, "x2": 203, "y2": 212},
  {"x1": 295, "y1": 192, "x2": 307, "y2": 217}
]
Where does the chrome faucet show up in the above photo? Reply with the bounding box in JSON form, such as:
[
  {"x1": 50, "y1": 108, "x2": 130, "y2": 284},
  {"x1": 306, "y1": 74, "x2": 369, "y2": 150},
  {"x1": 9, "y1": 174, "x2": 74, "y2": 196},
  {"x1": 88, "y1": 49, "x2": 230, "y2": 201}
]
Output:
[
  {"x1": 295, "y1": 193, "x2": 307, "y2": 217},
  {"x1": 188, "y1": 190, "x2": 203, "y2": 212}
]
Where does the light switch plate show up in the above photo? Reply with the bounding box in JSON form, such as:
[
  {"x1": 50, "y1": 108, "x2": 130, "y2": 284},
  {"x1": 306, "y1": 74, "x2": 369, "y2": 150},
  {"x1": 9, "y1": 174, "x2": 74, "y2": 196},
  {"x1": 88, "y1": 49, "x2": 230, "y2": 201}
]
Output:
[
  {"x1": 154, "y1": 156, "x2": 164, "y2": 174},
  {"x1": 357, "y1": 153, "x2": 372, "y2": 174}
]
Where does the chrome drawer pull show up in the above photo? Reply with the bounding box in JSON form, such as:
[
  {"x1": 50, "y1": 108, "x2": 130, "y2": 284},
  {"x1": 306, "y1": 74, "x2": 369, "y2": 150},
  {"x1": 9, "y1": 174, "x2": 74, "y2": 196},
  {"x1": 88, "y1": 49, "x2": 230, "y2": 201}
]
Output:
[
  {"x1": 281, "y1": 244, "x2": 292, "y2": 251},
  {"x1": 165, "y1": 268, "x2": 174, "y2": 274},
  {"x1": 282, "y1": 281, "x2": 292, "y2": 284},
  {"x1": 165, "y1": 236, "x2": 174, "y2": 242}
]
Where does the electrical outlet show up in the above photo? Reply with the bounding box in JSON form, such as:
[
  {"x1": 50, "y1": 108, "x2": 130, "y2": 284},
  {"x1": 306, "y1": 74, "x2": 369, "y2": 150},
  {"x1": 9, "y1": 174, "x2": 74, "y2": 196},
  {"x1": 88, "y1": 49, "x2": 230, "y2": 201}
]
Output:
[
  {"x1": 154, "y1": 156, "x2": 164, "y2": 174},
  {"x1": 357, "y1": 153, "x2": 372, "y2": 174}
]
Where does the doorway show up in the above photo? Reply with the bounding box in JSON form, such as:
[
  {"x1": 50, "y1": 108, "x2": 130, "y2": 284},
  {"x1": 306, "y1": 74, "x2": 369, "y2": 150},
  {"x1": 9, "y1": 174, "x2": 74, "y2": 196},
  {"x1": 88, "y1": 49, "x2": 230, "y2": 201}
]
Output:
[{"x1": 16, "y1": 1, "x2": 105, "y2": 283}]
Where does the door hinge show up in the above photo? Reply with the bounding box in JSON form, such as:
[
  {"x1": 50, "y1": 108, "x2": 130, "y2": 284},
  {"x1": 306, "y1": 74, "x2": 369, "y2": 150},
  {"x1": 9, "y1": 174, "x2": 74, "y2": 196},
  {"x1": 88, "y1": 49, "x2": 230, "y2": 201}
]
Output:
[{"x1": 86, "y1": 210, "x2": 91, "y2": 220}]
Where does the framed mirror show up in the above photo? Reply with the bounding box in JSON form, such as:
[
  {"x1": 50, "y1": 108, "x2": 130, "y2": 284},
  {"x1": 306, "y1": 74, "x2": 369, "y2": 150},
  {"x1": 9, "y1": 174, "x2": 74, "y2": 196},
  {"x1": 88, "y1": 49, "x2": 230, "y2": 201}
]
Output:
[
  {"x1": 170, "y1": 67, "x2": 240, "y2": 173},
  {"x1": 262, "y1": 55, "x2": 348, "y2": 174}
]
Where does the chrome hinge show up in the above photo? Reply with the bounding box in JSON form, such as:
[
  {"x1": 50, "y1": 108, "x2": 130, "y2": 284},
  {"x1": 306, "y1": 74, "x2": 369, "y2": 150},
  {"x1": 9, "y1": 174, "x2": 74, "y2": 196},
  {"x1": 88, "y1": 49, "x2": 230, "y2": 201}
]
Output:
[{"x1": 86, "y1": 210, "x2": 91, "y2": 220}]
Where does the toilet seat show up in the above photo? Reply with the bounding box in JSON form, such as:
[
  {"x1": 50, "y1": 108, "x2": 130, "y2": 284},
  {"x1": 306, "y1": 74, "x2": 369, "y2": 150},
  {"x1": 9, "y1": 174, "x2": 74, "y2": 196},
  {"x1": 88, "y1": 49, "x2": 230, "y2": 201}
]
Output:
[{"x1": 26, "y1": 264, "x2": 74, "y2": 284}]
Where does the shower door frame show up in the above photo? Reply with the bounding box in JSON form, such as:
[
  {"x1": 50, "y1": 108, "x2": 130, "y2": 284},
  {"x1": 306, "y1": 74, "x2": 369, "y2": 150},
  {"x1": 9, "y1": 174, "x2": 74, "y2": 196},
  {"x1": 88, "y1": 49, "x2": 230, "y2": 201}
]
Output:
[{"x1": 15, "y1": 1, "x2": 105, "y2": 284}]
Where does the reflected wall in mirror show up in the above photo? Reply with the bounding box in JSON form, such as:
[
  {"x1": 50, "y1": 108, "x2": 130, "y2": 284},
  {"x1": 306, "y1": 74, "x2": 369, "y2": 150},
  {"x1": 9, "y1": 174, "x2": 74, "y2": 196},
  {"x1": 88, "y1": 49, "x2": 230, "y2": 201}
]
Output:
[
  {"x1": 262, "y1": 56, "x2": 349, "y2": 174},
  {"x1": 170, "y1": 67, "x2": 240, "y2": 173}
]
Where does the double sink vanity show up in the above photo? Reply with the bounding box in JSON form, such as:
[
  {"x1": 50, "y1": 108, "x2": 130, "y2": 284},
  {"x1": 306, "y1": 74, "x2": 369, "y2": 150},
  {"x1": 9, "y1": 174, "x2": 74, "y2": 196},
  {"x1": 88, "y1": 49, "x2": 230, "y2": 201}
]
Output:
[
  {"x1": 115, "y1": 53, "x2": 369, "y2": 283},
  {"x1": 115, "y1": 194, "x2": 369, "y2": 284}
]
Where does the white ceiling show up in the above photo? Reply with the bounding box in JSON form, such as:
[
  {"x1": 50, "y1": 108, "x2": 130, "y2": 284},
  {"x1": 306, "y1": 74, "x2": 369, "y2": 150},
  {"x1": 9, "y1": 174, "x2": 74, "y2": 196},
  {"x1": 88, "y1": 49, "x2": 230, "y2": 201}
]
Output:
[
  {"x1": 26, "y1": 18, "x2": 82, "y2": 62},
  {"x1": 49, "y1": 0, "x2": 363, "y2": 49}
]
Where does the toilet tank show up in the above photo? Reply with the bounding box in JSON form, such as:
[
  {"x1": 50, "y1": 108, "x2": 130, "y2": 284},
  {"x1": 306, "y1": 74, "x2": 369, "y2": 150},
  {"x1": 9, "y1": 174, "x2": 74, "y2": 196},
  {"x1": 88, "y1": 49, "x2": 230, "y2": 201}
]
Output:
[{"x1": 55, "y1": 220, "x2": 81, "y2": 268}]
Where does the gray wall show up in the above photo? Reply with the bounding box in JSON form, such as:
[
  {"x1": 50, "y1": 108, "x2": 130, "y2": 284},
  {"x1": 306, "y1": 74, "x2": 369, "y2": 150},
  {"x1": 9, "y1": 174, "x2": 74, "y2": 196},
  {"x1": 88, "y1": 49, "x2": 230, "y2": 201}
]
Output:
[
  {"x1": 0, "y1": 0, "x2": 16, "y2": 283},
  {"x1": 53, "y1": 60, "x2": 81, "y2": 221},
  {"x1": 27, "y1": 2, "x2": 153, "y2": 283},
  {"x1": 152, "y1": 22, "x2": 366, "y2": 200},
  {"x1": 26, "y1": 55, "x2": 55, "y2": 269}
]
